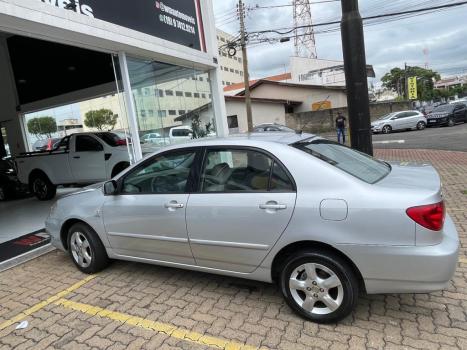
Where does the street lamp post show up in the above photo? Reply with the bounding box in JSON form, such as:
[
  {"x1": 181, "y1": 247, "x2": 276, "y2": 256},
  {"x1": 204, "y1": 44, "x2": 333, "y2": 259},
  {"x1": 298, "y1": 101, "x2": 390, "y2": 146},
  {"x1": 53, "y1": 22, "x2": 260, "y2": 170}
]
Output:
[{"x1": 340, "y1": 0, "x2": 373, "y2": 155}]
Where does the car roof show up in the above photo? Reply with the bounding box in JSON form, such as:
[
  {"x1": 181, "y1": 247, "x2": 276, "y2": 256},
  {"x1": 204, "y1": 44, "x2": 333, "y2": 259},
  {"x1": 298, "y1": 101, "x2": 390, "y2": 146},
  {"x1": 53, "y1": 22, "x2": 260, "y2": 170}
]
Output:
[{"x1": 165, "y1": 132, "x2": 319, "y2": 149}]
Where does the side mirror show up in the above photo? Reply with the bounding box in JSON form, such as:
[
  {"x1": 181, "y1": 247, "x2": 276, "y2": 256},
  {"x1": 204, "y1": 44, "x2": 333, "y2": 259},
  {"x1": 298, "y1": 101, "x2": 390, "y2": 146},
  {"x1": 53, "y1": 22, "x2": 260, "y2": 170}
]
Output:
[{"x1": 103, "y1": 180, "x2": 118, "y2": 195}]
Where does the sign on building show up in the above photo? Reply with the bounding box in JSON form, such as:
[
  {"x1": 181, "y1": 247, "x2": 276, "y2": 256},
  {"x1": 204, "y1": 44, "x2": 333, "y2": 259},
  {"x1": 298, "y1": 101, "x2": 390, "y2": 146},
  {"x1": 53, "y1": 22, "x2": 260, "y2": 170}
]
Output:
[
  {"x1": 37, "y1": 0, "x2": 206, "y2": 51},
  {"x1": 408, "y1": 76, "x2": 418, "y2": 100}
]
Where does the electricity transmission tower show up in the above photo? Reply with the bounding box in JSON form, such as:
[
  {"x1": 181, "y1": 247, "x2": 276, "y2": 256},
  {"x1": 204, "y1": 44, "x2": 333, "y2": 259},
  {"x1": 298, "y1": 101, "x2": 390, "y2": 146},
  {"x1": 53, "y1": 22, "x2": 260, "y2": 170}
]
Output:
[{"x1": 293, "y1": 0, "x2": 317, "y2": 58}]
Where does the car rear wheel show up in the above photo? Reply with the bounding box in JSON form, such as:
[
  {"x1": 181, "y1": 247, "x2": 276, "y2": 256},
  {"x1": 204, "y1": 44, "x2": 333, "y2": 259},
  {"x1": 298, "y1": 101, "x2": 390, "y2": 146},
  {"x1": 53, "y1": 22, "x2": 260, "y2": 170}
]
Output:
[
  {"x1": 381, "y1": 125, "x2": 392, "y2": 134},
  {"x1": 447, "y1": 118, "x2": 455, "y2": 127},
  {"x1": 280, "y1": 250, "x2": 359, "y2": 323},
  {"x1": 416, "y1": 121, "x2": 426, "y2": 130},
  {"x1": 31, "y1": 174, "x2": 56, "y2": 200},
  {"x1": 67, "y1": 223, "x2": 109, "y2": 274}
]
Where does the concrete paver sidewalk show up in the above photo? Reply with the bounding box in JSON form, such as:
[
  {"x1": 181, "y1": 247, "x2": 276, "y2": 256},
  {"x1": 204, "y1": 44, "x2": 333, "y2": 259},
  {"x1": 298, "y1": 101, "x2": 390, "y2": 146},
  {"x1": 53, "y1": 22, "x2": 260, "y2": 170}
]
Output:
[{"x1": 0, "y1": 149, "x2": 466, "y2": 350}]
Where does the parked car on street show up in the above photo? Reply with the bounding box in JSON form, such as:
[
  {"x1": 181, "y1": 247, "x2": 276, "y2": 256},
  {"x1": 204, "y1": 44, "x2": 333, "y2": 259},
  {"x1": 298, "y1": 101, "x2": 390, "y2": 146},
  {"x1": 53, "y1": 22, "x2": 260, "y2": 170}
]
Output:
[
  {"x1": 0, "y1": 158, "x2": 28, "y2": 201},
  {"x1": 16, "y1": 132, "x2": 130, "y2": 200},
  {"x1": 253, "y1": 123, "x2": 295, "y2": 133},
  {"x1": 46, "y1": 133, "x2": 459, "y2": 323},
  {"x1": 32, "y1": 137, "x2": 62, "y2": 151},
  {"x1": 426, "y1": 103, "x2": 467, "y2": 127},
  {"x1": 371, "y1": 110, "x2": 427, "y2": 134},
  {"x1": 141, "y1": 132, "x2": 165, "y2": 145},
  {"x1": 169, "y1": 126, "x2": 193, "y2": 143}
]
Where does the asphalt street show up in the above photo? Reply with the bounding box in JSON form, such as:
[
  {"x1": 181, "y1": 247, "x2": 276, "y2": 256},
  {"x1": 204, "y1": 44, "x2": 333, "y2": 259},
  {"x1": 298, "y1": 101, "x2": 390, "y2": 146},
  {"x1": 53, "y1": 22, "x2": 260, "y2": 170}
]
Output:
[{"x1": 372, "y1": 122, "x2": 467, "y2": 152}]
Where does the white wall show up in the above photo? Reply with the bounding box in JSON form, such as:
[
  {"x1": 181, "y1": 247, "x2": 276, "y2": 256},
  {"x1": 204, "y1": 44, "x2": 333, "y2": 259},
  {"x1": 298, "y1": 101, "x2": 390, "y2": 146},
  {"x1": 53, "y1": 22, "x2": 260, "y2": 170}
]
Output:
[
  {"x1": 248, "y1": 84, "x2": 348, "y2": 113},
  {"x1": 0, "y1": 37, "x2": 26, "y2": 156}
]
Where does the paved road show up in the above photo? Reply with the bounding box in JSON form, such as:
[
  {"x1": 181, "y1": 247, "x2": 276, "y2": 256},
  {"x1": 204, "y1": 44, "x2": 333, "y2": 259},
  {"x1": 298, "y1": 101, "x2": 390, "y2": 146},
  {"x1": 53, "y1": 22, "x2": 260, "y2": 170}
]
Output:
[
  {"x1": 372, "y1": 123, "x2": 467, "y2": 152},
  {"x1": 0, "y1": 149, "x2": 466, "y2": 350}
]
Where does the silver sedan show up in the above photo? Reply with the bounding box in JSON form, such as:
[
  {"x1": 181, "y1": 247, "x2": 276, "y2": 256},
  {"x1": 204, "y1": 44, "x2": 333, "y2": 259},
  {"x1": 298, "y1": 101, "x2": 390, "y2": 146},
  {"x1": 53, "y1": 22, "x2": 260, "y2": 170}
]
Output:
[
  {"x1": 371, "y1": 110, "x2": 427, "y2": 134},
  {"x1": 46, "y1": 133, "x2": 459, "y2": 323}
]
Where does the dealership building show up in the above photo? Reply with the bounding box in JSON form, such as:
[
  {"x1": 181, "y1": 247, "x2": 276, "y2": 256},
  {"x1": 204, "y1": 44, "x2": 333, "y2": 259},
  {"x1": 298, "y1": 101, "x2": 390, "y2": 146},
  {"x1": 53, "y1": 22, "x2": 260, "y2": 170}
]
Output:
[{"x1": 0, "y1": 0, "x2": 228, "y2": 162}]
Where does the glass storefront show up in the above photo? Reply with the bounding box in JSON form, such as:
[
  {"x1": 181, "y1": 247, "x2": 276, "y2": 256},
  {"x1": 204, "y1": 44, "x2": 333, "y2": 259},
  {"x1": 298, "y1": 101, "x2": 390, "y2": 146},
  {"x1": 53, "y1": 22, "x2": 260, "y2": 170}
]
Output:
[{"x1": 126, "y1": 56, "x2": 217, "y2": 153}]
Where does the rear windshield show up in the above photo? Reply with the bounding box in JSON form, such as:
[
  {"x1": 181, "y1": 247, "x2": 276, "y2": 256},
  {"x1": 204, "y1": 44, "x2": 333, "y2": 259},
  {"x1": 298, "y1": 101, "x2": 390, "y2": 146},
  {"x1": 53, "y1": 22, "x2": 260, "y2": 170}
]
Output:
[
  {"x1": 95, "y1": 132, "x2": 121, "y2": 147},
  {"x1": 292, "y1": 139, "x2": 391, "y2": 184}
]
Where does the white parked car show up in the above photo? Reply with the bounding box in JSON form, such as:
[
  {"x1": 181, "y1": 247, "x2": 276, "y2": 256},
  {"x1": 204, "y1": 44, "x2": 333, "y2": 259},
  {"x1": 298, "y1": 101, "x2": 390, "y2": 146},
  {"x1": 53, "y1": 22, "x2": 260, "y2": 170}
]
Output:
[
  {"x1": 141, "y1": 132, "x2": 166, "y2": 145},
  {"x1": 16, "y1": 132, "x2": 130, "y2": 200},
  {"x1": 371, "y1": 111, "x2": 427, "y2": 134},
  {"x1": 169, "y1": 126, "x2": 193, "y2": 143}
]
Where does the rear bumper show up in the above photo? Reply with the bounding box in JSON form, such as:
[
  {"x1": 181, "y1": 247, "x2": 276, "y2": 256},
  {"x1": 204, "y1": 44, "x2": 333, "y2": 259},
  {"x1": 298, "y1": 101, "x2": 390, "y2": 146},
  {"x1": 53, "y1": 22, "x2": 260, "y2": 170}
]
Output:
[{"x1": 337, "y1": 215, "x2": 459, "y2": 294}]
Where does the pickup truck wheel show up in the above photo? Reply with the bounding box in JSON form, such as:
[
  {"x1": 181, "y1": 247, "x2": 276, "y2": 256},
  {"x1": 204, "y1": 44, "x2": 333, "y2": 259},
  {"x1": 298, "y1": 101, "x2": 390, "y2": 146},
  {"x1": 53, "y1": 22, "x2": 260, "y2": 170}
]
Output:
[
  {"x1": 32, "y1": 175, "x2": 56, "y2": 200},
  {"x1": 111, "y1": 162, "x2": 130, "y2": 178},
  {"x1": 68, "y1": 223, "x2": 109, "y2": 274}
]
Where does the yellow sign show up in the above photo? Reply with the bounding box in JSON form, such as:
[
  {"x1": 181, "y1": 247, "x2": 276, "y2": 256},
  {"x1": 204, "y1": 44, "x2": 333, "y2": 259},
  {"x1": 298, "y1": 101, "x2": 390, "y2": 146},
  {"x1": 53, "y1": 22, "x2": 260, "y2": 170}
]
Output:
[
  {"x1": 312, "y1": 101, "x2": 332, "y2": 111},
  {"x1": 408, "y1": 76, "x2": 418, "y2": 100}
]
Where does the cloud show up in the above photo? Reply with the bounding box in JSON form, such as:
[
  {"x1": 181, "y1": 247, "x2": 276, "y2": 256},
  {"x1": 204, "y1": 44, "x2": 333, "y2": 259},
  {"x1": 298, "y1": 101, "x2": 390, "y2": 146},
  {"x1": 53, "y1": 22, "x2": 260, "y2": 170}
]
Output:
[{"x1": 214, "y1": 0, "x2": 467, "y2": 80}]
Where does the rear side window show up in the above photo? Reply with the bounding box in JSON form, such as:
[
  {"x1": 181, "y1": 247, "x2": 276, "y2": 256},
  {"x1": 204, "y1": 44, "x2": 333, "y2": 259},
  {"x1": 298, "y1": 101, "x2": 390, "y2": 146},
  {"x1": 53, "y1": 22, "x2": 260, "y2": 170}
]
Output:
[
  {"x1": 75, "y1": 136, "x2": 103, "y2": 152},
  {"x1": 95, "y1": 132, "x2": 121, "y2": 147},
  {"x1": 292, "y1": 139, "x2": 390, "y2": 184}
]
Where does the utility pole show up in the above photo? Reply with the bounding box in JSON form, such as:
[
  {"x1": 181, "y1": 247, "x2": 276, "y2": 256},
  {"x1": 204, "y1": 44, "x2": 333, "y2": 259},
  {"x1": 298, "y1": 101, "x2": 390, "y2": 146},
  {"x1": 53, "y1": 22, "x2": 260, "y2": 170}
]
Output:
[
  {"x1": 340, "y1": 0, "x2": 373, "y2": 155},
  {"x1": 404, "y1": 62, "x2": 408, "y2": 100},
  {"x1": 238, "y1": 0, "x2": 253, "y2": 132}
]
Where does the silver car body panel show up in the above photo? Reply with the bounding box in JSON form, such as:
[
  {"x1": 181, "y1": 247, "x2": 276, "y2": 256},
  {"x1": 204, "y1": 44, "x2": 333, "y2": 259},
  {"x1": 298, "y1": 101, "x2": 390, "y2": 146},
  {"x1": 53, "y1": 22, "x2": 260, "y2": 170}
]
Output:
[
  {"x1": 371, "y1": 111, "x2": 426, "y2": 133},
  {"x1": 46, "y1": 133, "x2": 459, "y2": 294}
]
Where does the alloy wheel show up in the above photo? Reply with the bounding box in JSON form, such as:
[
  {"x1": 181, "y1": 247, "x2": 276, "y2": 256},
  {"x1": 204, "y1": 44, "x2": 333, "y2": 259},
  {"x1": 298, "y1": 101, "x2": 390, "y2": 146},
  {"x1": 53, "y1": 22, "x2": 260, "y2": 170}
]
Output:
[
  {"x1": 289, "y1": 263, "x2": 344, "y2": 315},
  {"x1": 417, "y1": 122, "x2": 426, "y2": 130},
  {"x1": 382, "y1": 126, "x2": 391, "y2": 134},
  {"x1": 70, "y1": 231, "x2": 92, "y2": 268},
  {"x1": 448, "y1": 118, "x2": 455, "y2": 127}
]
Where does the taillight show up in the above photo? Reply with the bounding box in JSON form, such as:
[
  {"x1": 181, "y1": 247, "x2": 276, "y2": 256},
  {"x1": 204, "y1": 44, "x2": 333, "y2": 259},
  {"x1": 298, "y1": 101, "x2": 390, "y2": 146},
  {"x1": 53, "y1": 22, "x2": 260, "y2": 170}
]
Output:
[
  {"x1": 406, "y1": 201, "x2": 445, "y2": 231},
  {"x1": 116, "y1": 139, "x2": 127, "y2": 146},
  {"x1": 46, "y1": 139, "x2": 53, "y2": 150}
]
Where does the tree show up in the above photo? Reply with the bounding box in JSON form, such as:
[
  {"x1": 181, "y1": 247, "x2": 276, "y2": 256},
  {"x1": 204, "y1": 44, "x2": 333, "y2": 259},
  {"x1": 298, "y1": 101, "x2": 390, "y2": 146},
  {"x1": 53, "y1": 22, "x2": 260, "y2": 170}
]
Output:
[
  {"x1": 84, "y1": 109, "x2": 118, "y2": 131},
  {"x1": 27, "y1": 117, "x2": 57, "y2": 138},
  {"x1": 381, "y1": 66, "x2": 440, "y2": 101}
]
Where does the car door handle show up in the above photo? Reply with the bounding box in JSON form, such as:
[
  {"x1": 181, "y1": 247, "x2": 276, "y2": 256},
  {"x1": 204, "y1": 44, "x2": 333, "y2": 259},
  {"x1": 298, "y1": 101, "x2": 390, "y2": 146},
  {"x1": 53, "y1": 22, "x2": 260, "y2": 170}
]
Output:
[
  {"x1": 259, "y1": 203, "x2": 287, "y2": 210},
  {"x1": 164, "y1": 202, "x2": 184, "y2": 209}
]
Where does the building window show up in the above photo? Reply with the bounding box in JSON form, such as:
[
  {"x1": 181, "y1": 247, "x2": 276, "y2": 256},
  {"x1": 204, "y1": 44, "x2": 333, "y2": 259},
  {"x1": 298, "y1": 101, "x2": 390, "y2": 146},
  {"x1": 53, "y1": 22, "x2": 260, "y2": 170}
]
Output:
[
  {"x1": 178, "y1": 110, "x2": 186, "y2": 115},
  {"x1": 220, "y1": 37, "x2": 226, "y2": 42},
  {"x1": 141, "y1": 110, "x2": 146, "y2": 117},
  {"x1": 227, "y1": 115, "x2": 239, "y2": 129},
  {"x1": 238, "y1": 58, "x2": 242, "y2": 63},
  {"x1": 222, "y1": 52, "x2": 227, "y2": 57},
  {"x1": 222, "y1": 81, "x2": 225, "y2": 85},
  {"x1": 165, "y1": 90, "x2": 174, "y2": 96},
  {"x1": 144, "y1": 88, "x2": 151, "y2": 96},
  {"x1": 202, "y1": 93, "x2": 206, "y2": 99},
  {"x1": 192, "y1": 77, "x2": 196, "y2": 80},
  {"x1": 156, "y1": 89, "x2": 164, "y2": 97},
  {"x1": 176, "y1": 91, "x2": 183, "y2": 97},
  {"x1": 240, "y1": 71, "x2": 243, "y2": 76},
  {"x1": 235, "y1": 70, "x2": 239, "y2": 74},
  {"x1": 199, "y1": 77, "x2": 204, "y2": 81},
  {"x1": 226, "y1": 82, "x2": 231, "y2": 86},
  {"x1": 233, "y1": 57, "x2": 237, "y2": 61},
  {"x1": 158, "y1": 110, "x2": 167, "y2": 118},
  {"x1": 194, "y1": 93, "x2": 200, "y2": 98},
  {"x1": 185, "y1": 92, "x2": 192, "y2": 97},
  {"x1": 148, "y1": 110, "x2": 154, "y2": 117},
  {"x1": 230, "y1": 68, "x2": 234, "y2": 73},
  {"x1": 168, "y1": 110, "x2": 177, "y2": 116}
]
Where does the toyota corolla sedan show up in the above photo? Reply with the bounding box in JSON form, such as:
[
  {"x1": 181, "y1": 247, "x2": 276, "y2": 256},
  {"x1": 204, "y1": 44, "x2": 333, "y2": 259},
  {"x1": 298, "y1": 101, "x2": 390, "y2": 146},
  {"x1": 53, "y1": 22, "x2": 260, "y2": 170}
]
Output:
[{"x1": 46, "y1": 133, "x2": 459, "y2": 323}]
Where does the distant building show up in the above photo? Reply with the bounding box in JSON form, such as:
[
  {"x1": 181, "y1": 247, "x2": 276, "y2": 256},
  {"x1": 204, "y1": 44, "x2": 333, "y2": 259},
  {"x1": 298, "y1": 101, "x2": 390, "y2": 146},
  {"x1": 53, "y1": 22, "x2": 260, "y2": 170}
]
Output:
[
  {"x1": 434, "y1": 75, "x2": 467, "y2": 89},
  {"x1": 216, "y1": 29, "x2": 245, "y2": 87}
]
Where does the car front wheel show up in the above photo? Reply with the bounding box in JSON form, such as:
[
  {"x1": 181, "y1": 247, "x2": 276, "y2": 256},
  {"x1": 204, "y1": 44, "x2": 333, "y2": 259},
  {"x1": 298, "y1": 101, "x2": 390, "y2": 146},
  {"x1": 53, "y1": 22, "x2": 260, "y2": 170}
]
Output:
[
  {"x1": 280, "y1": 250, "x2": 359, "y2": 323},
  {"x1": 67, "y1": 223, "x2": 109, "y2": 274},
  {"x1": 381, "y1": 125, "x2": 392, "y2": 134},
  {"x1": 447, "y1": 118, "x2": 455, "y2": 127}
]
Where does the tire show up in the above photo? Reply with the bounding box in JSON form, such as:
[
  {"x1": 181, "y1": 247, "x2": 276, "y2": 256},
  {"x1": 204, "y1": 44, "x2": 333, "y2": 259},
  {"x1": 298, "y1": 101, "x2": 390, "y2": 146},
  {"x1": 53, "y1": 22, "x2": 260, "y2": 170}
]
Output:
[
  {"x1": 381, "y1": 125, "x2": 392, "y2": 134},
  {"x1": 111, "y1": 162, "x2": 130, "y2": 178},
  {"x1": 416, "y1": 121, "x2": 426, "y2": 130},
  {"x1": 279, "y1": 250, "x2": 359, "y2": 324},
  {"x1": 67, "y1": 222, "x2": 109, "y2": 274},
  {"x1": 447, "y1": 118, "x2": 455, "y2": 127},
  {"x1": 0, "y1": 183, "x2": 8, "y2": 201},
  {"x1": 31, "y1": 174, "x2": 56, "y2": 200}
]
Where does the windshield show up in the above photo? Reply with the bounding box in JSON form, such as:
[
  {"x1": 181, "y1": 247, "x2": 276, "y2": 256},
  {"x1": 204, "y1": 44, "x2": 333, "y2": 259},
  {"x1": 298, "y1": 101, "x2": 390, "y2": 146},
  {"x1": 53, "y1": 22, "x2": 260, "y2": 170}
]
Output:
[
  {"x1": 292, "y1": 139, "x2": 391, "y2": 184},
  {"x1": 377, "y1": 113, "x2": 395, "y2": 121},
  {"x1": 432, "y1": 104, "x2": 454, "y2": 113}
]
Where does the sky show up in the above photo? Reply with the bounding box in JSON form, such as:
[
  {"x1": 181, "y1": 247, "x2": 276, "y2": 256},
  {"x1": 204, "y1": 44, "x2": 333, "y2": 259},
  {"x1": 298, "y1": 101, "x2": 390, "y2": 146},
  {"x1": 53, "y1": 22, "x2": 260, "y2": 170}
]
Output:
[{"x1": 213, "y1": 0, "x2": 467, "y2": 82}]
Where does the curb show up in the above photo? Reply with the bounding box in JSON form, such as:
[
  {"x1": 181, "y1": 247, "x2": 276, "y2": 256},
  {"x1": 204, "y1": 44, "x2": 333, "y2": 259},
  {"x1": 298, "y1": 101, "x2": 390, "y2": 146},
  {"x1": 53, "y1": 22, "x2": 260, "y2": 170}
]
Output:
[{"x1": 0, "y1": 244, "x2": 56, "y2": 273}]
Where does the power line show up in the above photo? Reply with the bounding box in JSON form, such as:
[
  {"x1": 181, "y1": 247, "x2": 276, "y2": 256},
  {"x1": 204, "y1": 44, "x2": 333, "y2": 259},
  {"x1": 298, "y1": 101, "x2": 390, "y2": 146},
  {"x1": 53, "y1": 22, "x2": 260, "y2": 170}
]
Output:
[
  {"x1": 251, "y1": 1, "x2": 467, "y2": 35},
  {"x1": 251, "y1": 0, "x2": 339, "y2": 9}
]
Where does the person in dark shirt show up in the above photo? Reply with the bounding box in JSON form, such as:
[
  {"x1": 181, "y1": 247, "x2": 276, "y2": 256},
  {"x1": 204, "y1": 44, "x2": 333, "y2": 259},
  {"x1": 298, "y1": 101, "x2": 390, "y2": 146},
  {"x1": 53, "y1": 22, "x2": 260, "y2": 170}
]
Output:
[{"x1": 335, "y1": 112, "x2": 347, "y2": 144}]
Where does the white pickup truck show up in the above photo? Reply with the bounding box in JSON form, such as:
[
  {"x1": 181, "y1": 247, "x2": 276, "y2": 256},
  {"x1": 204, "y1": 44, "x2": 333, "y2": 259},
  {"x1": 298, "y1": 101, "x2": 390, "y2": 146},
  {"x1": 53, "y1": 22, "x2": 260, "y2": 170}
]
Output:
[{"x1": 16, "y1": 132, "x2": 130, "y2": 200}]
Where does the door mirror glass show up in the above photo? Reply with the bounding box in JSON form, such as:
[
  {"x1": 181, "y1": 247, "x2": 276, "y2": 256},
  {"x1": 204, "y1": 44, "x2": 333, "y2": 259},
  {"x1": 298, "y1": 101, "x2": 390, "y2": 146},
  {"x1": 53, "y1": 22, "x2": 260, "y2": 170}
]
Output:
[{"x1": 103, "y1": 180, "x2": 118, "y2": 195}]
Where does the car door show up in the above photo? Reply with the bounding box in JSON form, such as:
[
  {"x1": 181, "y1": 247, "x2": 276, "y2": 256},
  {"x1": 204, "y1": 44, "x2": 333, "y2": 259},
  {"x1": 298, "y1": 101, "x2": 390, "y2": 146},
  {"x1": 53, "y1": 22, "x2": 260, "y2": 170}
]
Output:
[
  {"x1": 102, "y1": 148, "x2": 199, "y2": 264},
  {"x1": 454, "y1": 104, "x2": 466, "y2": 122},
  {"x1": 186, "y1": 147, "x2": 297, "y2": 273},
  {"x1": 69, "y1": 135, "x2": 106, "y2": 182},
  {"x1": 405, "y1": 111, "x2": 421, "y2": 128}
]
